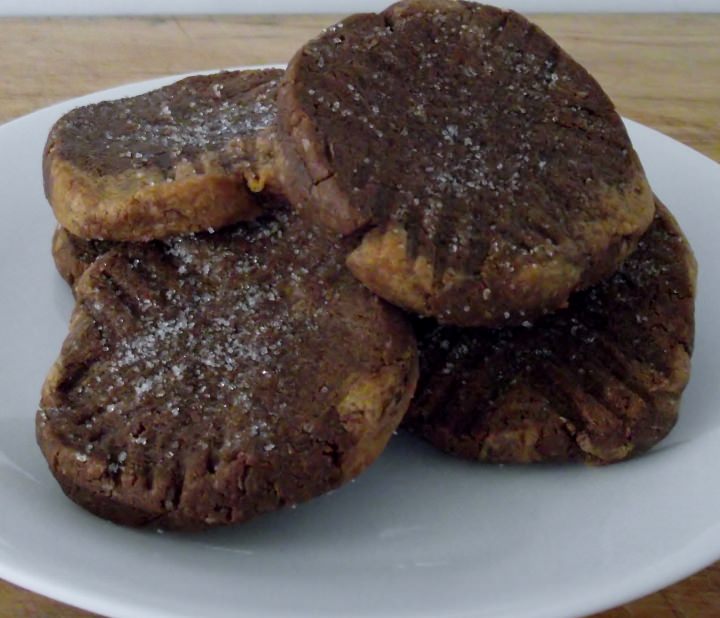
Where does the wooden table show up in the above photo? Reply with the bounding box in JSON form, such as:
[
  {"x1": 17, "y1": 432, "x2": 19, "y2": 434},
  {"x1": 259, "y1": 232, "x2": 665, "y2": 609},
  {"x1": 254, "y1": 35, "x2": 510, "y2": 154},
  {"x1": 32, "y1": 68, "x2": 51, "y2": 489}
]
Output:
[{"x1": 1, "y1": 13, "x2": 719, "y2": 618}]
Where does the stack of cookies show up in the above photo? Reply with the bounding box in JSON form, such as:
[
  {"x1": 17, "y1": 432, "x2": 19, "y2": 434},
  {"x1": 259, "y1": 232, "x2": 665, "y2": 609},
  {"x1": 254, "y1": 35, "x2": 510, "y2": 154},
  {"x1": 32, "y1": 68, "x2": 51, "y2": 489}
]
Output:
[{"x1": 37, "y1": 0, "x2": 696, "y2": 530}]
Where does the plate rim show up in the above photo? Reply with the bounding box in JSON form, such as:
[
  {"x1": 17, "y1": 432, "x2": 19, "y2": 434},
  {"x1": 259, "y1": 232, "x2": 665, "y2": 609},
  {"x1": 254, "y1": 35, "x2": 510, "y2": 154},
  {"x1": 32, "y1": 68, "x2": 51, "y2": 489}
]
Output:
[{"x1": 0, "y1": 65, "x2": 719, "y2": 618}]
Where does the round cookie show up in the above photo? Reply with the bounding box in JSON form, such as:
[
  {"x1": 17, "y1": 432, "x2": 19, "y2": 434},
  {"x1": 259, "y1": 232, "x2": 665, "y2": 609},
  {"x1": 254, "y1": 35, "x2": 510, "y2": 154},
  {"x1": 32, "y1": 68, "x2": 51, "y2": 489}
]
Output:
[
  {"x1": 52, "y1": 226, "x2": 114, "y2": 290},
  {"x1": 276, "y1": 0, "x2": 655, "y2": 326},
  {"x1": 404, "y1": 199, "x2": 695, "y2": 464},
  {"x1": 44, "y1": 69, "x2": 282, "y2": 241},
  {"x1": 37, "y1": 211, "x2": 418, "y2": 529}
]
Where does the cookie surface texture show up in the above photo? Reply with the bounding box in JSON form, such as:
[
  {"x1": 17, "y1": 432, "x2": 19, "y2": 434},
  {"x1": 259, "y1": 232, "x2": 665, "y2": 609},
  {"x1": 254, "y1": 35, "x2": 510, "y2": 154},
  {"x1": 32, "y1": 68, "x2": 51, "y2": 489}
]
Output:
[
  {"x1": 38, "y1": 211, "x2": 418, "y2": 529},
  {"x1": 44, "y1": 69, "x2": 282, "y2": 241},
  {"x1": 277, "y1": 0, "x2": 654, "y2": 326},
  {"x1": 404, "y1": 200, "x2": 696, "y2": 464}
]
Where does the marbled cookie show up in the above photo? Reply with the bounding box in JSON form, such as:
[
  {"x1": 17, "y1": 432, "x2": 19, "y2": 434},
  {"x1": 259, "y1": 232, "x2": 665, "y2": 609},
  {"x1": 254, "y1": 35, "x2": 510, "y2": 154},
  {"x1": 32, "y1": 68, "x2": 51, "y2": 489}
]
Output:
[
  {"x1": 405, "y1": 199, "x2": 695, "y2": 464},
  {"x1": 38, "y1": 209, "x2": 418, "y2": 529},
  {"x1": 44, "y1": 69, "x2": 281, "y2": 241},
  {"x1": 276, "y1": 0, "x2": 654, "y2": 326}
]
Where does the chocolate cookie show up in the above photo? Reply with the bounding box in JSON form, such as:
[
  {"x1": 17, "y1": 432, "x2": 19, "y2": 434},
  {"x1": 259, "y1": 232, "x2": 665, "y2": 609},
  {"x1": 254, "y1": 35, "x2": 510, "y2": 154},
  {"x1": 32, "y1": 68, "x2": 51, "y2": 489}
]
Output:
[
  {"x1": 37, "y1": 210, "x2": 418, "y2": 529},
  {"x1": 44, "y1": 69, "x2": 281, "y2": 241},
  {"x1": 404, "y1": 199, "x2": 695, "y2": 464},
  {"x1": 52, "y1": 226, "x2": 113, "y2": 290},
  {"x1": 276, "y1": 0, "x2": 654, "y2": 326}
]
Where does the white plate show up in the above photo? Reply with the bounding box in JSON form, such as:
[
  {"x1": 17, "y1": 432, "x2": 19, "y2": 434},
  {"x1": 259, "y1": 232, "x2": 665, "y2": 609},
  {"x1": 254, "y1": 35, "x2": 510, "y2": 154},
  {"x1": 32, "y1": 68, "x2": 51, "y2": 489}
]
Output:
[{"x1": 1, "y1": 68, "x2": 719, "y2": 618}]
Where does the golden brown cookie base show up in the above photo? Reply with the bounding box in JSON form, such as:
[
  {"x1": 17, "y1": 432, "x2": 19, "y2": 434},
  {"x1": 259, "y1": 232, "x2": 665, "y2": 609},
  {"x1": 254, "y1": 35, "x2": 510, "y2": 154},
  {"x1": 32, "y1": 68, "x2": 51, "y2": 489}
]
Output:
[
  {"x1": 45, "y1": 157, "x2": 265, "y2": 241},
  {"x1": 346, "y1": 179, "x2": 653, "y2": 327},
  {"x1": 44, "y1": 69, "x2": 282, "y2": 241}
]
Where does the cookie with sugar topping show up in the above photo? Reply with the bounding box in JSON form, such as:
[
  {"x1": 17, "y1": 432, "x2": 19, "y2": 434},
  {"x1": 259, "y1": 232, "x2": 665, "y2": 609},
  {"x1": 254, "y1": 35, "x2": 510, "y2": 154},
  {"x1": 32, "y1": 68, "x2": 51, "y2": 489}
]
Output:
[
  {"x1": 44, "y1": 69, "x2": 282, "y2": 241},
  {"x1": 404, "y1": 199, "x2": 696, "y2": 464},
  {"x1": 37, "y1": 209, "x2": 418, "y2": 530},
  {"x1": 276, "y1": 0, "x2": 655, "y2": 326}
]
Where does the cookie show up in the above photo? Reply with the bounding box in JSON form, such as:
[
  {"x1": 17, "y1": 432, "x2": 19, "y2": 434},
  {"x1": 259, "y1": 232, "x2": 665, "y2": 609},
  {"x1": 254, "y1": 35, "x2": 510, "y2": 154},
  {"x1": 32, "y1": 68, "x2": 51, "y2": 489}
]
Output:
[
  {"x1": 276, "y1": 0, "x2": 654, "y2": 326},
  {"x1": 52, "y1": 226, "x2": 113, "y2": 290},
  {"x1": 44, "y1": 69, "x2": 282, "y2": 241},
  {"x1": 37, "y1": 210, "x2": 418, "y2": 529},
  {"x1": 404, "y1": 199, "x2": 695, "y2": 464}
]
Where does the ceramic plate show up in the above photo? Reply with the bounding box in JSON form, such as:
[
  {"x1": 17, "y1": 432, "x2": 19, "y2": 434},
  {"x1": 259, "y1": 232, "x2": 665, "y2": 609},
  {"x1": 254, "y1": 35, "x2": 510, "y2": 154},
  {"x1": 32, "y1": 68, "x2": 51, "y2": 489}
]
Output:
[{"x1": 1, "y1": 68, "x2": 719, "y2": 618}]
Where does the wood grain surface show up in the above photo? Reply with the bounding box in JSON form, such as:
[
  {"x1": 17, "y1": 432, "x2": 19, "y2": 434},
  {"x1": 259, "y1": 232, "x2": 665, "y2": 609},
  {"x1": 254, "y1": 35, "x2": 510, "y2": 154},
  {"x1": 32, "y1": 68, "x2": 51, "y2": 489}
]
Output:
[{"x1": 1, "y1": 12, "x2": 719, "y2": 618}]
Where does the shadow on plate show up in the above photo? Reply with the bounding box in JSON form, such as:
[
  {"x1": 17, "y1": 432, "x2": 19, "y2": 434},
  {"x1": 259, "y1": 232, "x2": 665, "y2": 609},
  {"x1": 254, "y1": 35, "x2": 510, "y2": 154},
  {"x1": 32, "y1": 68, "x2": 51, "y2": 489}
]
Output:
[{"x1": 51, "y1": 268, "x2": 75, "y2": 320}]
